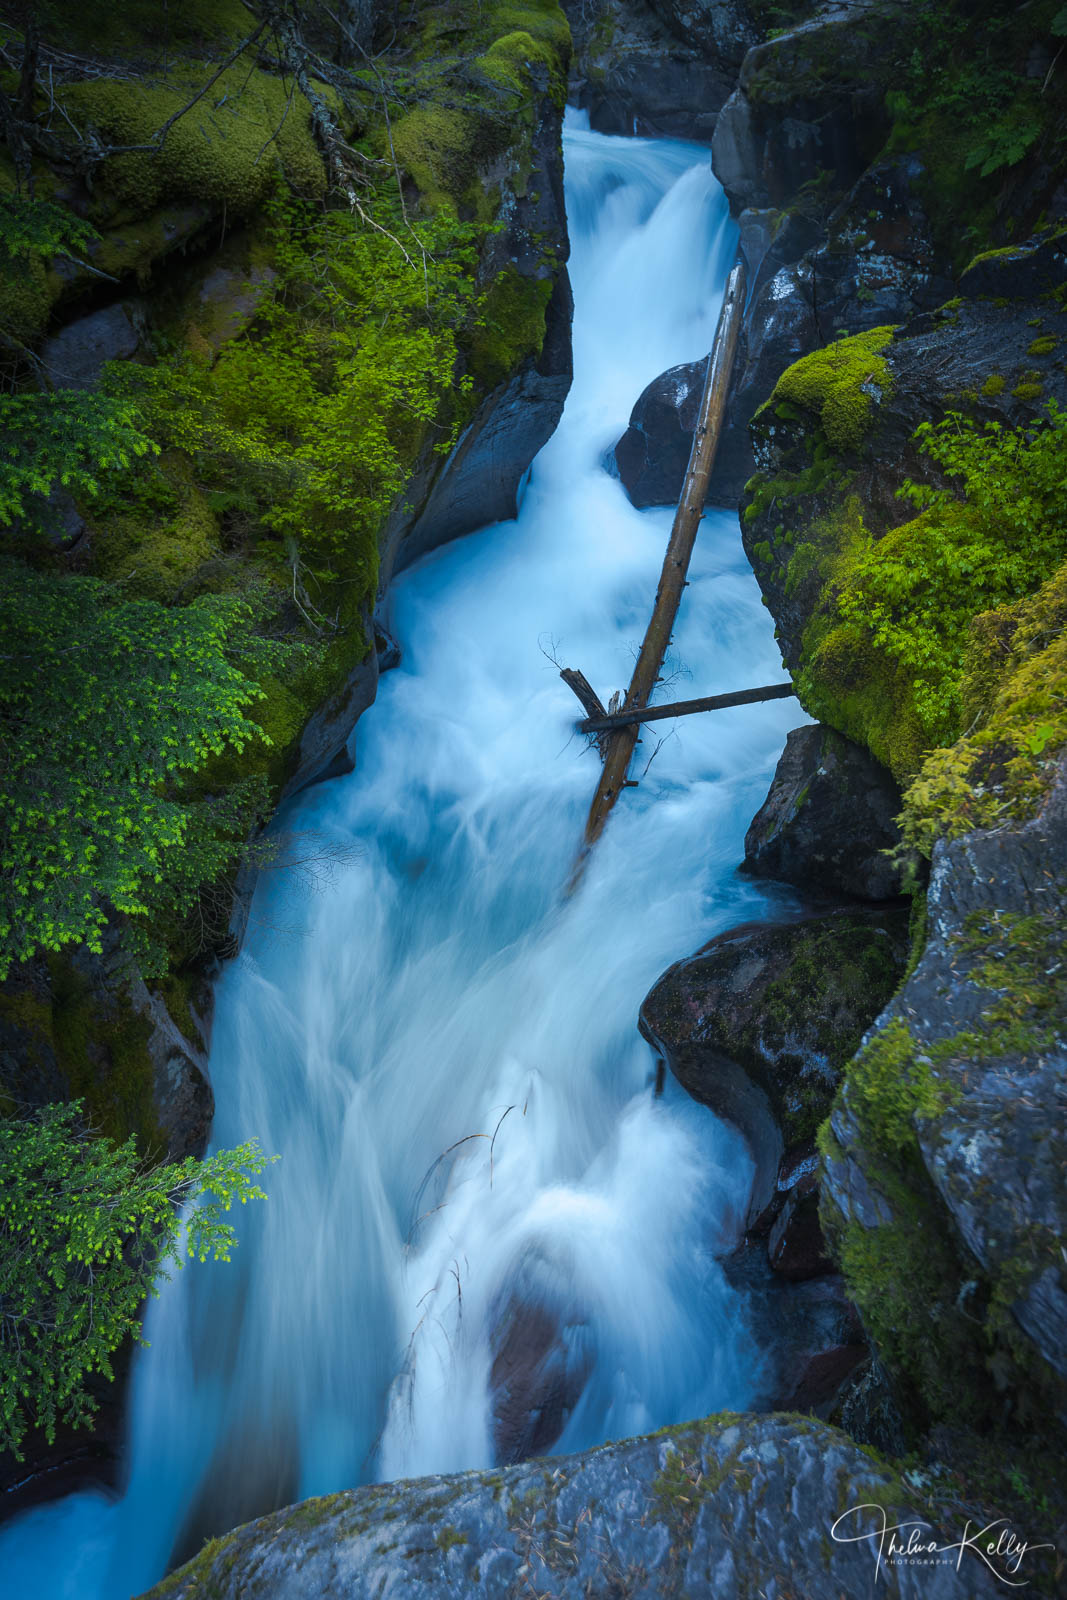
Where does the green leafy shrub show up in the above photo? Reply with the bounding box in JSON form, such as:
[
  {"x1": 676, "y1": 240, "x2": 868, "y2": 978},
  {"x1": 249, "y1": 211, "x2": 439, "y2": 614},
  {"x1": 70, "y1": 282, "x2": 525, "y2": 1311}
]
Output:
[
  {"x1": 0, "y1": 1101, "x2": 272, "y2": 1457},
  {"x1": 800, "y1": 404, "x2": 1067, "y2": 775},
  {"x1": 0, "y1": 197, "x2": 101, "y2": 343},
  {"x1": 0, "y1": 197, "x2": 97, "y2": 263}
]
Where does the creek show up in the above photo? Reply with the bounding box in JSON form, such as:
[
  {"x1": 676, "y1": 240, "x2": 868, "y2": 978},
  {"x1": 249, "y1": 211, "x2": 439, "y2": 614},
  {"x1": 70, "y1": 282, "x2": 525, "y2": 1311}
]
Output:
[{"x1": 0, "y1": 113, "x2": 801, "y2": 1598}]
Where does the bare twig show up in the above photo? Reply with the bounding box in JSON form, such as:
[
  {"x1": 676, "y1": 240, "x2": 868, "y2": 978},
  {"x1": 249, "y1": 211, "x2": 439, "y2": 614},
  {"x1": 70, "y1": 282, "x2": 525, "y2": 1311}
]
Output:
[{"x1": 489, "y1": 1105, "x2": 514, "y2": 1188}]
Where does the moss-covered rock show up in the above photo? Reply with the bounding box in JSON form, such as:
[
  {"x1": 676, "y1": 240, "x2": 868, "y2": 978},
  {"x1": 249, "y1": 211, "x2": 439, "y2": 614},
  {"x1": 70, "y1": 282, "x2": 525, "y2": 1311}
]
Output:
[
  {"x1": 0, "y1": 941, "x2": 211, "y2": 1164},
  {"x1": 743, "y1": 278, "x2": 1067, "y2": 785},
  {"x1": 62, "y1": 64, "x2": 327, "y2": 219},
  {"x1": 758, "y1": 325, "x2": 894, "y2": 453},
  {"x1": 639, "y1": 906, "x2": 910, "y2": 1213},
  {"x1": 743, "y1": 722, "x2": 907, "y2": 901},
  {"x1": 142, "y1": 1411, "x2": 1015, "y2": 1598},
  {"x1": 820, "y1": 760, "x2": 1067, "y2": 1441}
]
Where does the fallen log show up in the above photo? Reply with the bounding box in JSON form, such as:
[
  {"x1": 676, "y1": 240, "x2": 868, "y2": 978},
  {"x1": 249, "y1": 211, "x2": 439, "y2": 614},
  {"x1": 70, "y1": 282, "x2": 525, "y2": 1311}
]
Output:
[
  {"x1": 559, "y1": 667, "x2": 608, "y2": 723},
  {"x1": 578, "y1": 680, "x2": 794, "y2": 735},
  {"x1": 569, "y1": 259, "x2": 747, "y2": 886}
]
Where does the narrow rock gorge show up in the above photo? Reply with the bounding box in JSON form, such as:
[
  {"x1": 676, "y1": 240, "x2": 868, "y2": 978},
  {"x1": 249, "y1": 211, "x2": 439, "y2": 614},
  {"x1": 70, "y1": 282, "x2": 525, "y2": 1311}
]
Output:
[{"x1": 1, "y1": 3, "x2": 1065, "y2": 1597}]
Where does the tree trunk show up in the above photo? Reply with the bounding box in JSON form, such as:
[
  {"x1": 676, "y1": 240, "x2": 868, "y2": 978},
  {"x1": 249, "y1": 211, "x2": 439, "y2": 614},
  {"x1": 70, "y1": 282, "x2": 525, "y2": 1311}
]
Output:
[{"x1": 570, "y1": 259, "x2": 747, "y2": 886}]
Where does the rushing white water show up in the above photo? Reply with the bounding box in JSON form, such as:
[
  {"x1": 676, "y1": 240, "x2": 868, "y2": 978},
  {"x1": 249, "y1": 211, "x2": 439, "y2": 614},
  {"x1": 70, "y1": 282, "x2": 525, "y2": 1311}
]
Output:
[{"x1": 0, "y1": 115, "x2": 803, "y2": 1598}]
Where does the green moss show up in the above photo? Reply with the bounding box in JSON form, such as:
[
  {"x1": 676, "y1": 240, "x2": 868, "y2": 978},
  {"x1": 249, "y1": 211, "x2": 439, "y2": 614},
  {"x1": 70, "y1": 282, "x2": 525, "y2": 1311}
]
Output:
[
  {"x1": 761, "y1": 492, "x2": 939, "y2": 778},
  {"x1": 390, "y1": 106, "x2": 484, "y2": 217},
  {"x1": 435, "y1": 1526, "x2": 468, "y2": 1552},
  {"x1": 765, "y1": 326, "x2": 895, "y2": 452},
  {"x1": 468, "y1": 267, "x2": 553, "y2": 389},
  {"x1": 389, "y1": 0, "x2": 568, "y2": 216},
  {"x1": 899, "y1": 561, "x2": 1067, "y2": 852},
  {"x1": 87, "y1": 204, "x2": 211, "y2": 289},
  {"x1": 478, "y1": 30, "x2": 566, "y2": 112},
  {"x1": 904, "y1": 887, "x2": 927, "y2": 979},
  {"x1": 847, "y1": 1017, "x2": 958, "y2": 1152},
  {"x1": 964, "y1": 243, "x2": 1029, "y2": 272},
  {"x1": 34, "y1": 0, "x2": 251, "y2": 60},
  {"x1": 742, "y1": 451, "x2": 838, "y2": 526},
  {"x1": 283, "y1": 1491, "x2": 348, "y2": 1532},
  {"x1": 62, "y1": 65, "x2": 326, "y2": 220},
  {"x1": 48, "y1": 958, "x2": 164, "y2": 1156},
  {"x1": 91, "y1": 455, "x2": 221, "y2": 600},
  {"x1": 1028, "y1": 335, "x2": 1058, "y2": 356},
  {"x1": 1011, "y1": 377, "x2": 1045, "y2": 401},
  {"x1": 981, "y1": 372, "x2": 1006, "y2": 396},
  {"x1": 0, "y1": 251, "x2": 52, "y2": 342}
]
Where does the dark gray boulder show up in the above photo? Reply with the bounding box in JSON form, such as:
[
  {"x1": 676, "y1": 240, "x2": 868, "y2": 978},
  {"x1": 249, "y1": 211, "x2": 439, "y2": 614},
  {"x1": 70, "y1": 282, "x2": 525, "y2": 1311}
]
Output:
[
  {"x1": 639, "y1": 906, "x2": 910, "y2": 1214},
  {"x1": 646, "y1": 0, "x2": 756, "y2": 65},
  {"x1": 713, "y1": 7, "x2": 893, "y2": 217},
  {"x1": 41, "y1": 301, "x2": 141, "y2": 390},
  {"x1": 810, "y1": 158, "x2": 954, "y2": 342},
  {"x1": 743, "y1": 723, "x2": 906, "y2": 902},
  {"x1": 489, "y1": 1294, "x2": 591, "y2": 1466},
  {"x1": 397, "y1": 272, "x2": 573, "y2": 570},
  {"x1": 613, "y1": 357, "x2": 705, "y2": 507},
  {"x1": 781, "y1": 1341, "x2": 867, "y2": 1410},
  {"x1": 562, "y1": 0, "x2": 737, "y2": 142},
  {"x1": 712, "y1": 257, "x2": 819, "y2": 504},
  {"x1": 281, "y1": 622, "x2": 391, "y2": 800},
  {"x1": 141, "y1": 1413, "x2": 1008, "y2": 1599}
]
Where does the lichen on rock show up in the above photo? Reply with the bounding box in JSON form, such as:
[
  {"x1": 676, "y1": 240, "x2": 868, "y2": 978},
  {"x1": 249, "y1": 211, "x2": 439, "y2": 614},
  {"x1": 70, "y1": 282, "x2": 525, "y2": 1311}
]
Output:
[{"x1": 141, "y1": 1411, "x2": 1012, "y2": 1598}]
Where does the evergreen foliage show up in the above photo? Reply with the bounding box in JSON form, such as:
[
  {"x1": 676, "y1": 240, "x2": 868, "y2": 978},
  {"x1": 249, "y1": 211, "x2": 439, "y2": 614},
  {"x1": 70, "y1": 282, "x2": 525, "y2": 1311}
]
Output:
[
  {"x1": 0, "y1": 197, "x2": 97, "y2": 263},
  {"x1": 0, "y1": 392, "x2": 157, "y2": 524},
  {"x1": 0, "y1": 1102, "x2": 272, "y2": 1457},
  {"x1": 0, "y1": 563, "x2": 284, "y2": 977}
]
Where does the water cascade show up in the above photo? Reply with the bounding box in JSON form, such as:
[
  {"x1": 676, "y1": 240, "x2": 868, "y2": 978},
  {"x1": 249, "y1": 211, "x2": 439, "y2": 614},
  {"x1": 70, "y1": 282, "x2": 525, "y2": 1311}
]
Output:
[{"x1": 0, "y1": 115, "x2": 802, "y2": 1599}]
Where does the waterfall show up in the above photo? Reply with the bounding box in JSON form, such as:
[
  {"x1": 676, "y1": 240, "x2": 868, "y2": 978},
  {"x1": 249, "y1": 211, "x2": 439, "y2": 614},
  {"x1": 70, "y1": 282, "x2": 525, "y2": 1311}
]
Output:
[{"x1": 0, "y1": 113, "x2": 802, "y2": 1599}]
